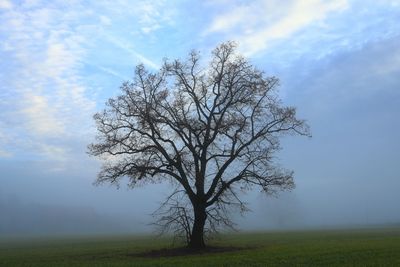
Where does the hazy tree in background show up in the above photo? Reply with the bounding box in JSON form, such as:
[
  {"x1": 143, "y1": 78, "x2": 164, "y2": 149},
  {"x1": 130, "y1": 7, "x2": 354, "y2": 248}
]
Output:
[{"x1": 88, "y1": 42, "x2": 310, "y2": 249}]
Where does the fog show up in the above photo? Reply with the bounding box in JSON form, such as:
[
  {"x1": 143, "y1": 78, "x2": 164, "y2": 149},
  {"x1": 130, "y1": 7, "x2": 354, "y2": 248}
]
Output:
[
  {"x1": 2, "y1": 62, "x2": 400, "y2": 235},
  {"x1": 1, "y1": 1, "x2": 400, "y2": 237}
]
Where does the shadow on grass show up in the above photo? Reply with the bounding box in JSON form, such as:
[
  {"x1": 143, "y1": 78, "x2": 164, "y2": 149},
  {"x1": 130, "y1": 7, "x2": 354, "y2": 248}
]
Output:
[{"x1": 133, "y1": 245, "x2": 254, "y2": 258}]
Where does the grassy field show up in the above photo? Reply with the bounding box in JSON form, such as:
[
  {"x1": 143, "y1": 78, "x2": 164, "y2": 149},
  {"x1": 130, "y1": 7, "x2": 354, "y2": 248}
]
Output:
[{"x1": 1, "y1": 227, "x2": 400, "y2": 266}]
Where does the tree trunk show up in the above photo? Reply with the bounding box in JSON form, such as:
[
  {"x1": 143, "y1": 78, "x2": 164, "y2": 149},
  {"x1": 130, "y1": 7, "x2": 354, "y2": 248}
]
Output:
[{"x1": 188, "y1": 205, "x2": 207, "y2": 249}]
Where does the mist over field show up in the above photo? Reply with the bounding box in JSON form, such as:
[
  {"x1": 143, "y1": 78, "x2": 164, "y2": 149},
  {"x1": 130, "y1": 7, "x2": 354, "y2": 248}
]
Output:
[{"x1": 1, "y1": 0, "x2": 400, "y2": 237}]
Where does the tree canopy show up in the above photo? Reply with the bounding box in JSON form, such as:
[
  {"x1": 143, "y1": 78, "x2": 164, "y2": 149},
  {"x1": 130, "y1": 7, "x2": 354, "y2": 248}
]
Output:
[{"x1": 88, "y1": 42, "x2": 310, "y2": 249}]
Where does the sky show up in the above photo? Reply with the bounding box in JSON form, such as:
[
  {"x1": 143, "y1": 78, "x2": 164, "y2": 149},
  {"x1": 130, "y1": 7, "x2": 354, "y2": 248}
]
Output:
[{"x1": 1, "y1": 0, "x2": 400, "y2": 235}]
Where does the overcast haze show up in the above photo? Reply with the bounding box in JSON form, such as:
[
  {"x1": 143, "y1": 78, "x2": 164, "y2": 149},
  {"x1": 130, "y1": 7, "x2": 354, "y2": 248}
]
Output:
[{"x1": 1, "y1": 0, "x2": 400, "y2": 236}]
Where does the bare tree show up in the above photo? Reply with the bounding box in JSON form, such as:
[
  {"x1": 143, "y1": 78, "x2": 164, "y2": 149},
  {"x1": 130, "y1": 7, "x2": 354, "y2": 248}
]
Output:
[{"x1": 88, "y1": 42, "x2": 310, "y2": 249}]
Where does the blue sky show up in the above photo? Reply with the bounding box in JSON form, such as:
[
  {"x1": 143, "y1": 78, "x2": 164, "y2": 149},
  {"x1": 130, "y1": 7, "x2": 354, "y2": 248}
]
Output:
[{"x1": 1, "y1": 0, "x2": 400, "y2": 233}]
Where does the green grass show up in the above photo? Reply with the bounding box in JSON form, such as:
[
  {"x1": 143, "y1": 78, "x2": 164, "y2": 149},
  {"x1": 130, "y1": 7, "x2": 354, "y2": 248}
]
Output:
[{"x1": 1, "y1": 227, "x2": 400, "y2": 266}]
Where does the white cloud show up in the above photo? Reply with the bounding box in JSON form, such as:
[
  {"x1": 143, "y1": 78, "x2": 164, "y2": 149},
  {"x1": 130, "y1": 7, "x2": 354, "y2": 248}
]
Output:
[
  {"x1": 0, "y1": 0, "x2": 12, "y2": 9},
  {"x1": 204, "y1": 3, "x2": 255, "y2": 34},
  {"x1": 0, "y1": 2, "x2": 95, "y2": 160},
  {"x1": 21, "y1": 94, "x2": 65, "y2": 137},
  {"x1": 0, "y1": 0, "x2": 180, "y2": 160},
  {"x1": 0, "y1": 0, "x2": 178, "y2": 161},
  {"x1": 96, "y1": 0, "x2": 176, "y2": 35},
  {"x1": 132, "y1": 0, "x2": 176, "y2": 35},
  {"x1": 205, "y1": 0, "x2": 349, "y2": 56},
  {"x1": 99, "y1": 15, "x2": 112, "y2": 26}
]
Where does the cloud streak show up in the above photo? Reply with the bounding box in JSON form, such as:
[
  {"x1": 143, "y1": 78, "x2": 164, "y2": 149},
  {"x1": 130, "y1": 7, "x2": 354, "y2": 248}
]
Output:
[
  {"x1": 205, "y1": 0, "x2": 348, "y2": 56},
  {"x1": 102, "y1": 33, "x2": 159, "y2": 69}
]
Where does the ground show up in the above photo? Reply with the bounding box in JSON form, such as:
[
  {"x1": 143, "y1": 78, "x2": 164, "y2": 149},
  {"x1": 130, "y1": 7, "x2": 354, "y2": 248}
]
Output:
[{"x1": 1, "y1": 227, "x2": 400, "y2": 266}]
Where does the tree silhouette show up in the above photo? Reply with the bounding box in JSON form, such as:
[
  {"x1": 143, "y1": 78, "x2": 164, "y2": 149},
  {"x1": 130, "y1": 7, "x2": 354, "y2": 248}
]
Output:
[{"x1": 88, "y1": 42, "x2": 310, "y2": 249}]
